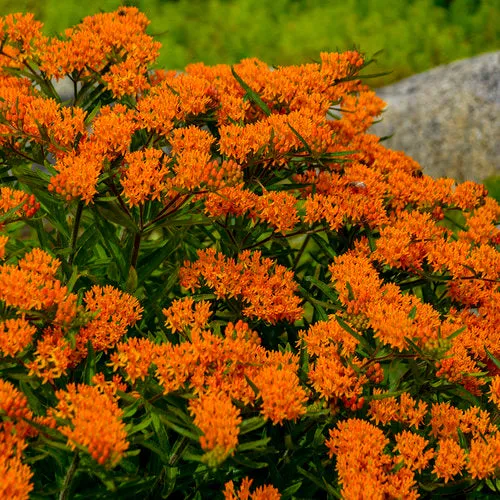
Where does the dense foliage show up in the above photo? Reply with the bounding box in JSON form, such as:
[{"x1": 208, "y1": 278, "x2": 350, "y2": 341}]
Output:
[
  {"x1": 0, "y1": 0, "x2": 499, "y2": 86},
  {"x1": 0, "y1": 7, "x2": 499, "y2": 499}
]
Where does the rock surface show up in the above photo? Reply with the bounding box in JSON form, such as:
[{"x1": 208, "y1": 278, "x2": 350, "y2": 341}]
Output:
[{"x1": 370, "y1": 51, "x2": 500, "y2": 183}]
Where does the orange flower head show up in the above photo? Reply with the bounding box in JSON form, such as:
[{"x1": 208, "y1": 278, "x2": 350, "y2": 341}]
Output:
[
  {"x1": 223, "y1": 477, "x2": 281, "y2": 500},
  {"x1": 51, "y1": 383, "x2": 129, "y2": 467},
  {"x1": 0, "y1": 317, "x2": 36, "y2": 358},
  {"x1": 189, "y1": 390, "x2": 242, "y2": 466}
]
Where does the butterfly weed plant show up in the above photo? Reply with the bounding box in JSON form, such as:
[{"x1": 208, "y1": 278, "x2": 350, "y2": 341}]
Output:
[{"x1": 0, "y1": 7, "x2": 499, "y2": 500}]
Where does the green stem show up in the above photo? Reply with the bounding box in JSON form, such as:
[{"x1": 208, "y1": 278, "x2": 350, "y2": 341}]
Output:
[
  {"x1": 59, "y1": 452, "x2": 80, "y2": 500},
  {"x1": 69, "y1": 201, "x2": 84, "y2": 265},
  {"x1": 292, "y1": 234, "x2": 310, "y2": 271},
  {"x1": 130, "y1": 231, "x2": 141, "y2": 270}
]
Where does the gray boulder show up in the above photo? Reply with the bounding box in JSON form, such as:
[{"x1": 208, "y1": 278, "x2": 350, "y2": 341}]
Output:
[{"x1": 370, "y1": 52, "x2": 499, "y2": 183}]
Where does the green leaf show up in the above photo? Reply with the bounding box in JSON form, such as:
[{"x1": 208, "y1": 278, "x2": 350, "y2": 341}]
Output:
[
  {"x1": 303, "y1": 275, "x2": 339, "y2": 303},
  {"x1": 237, "y1": 437, "x2": 271, "y2": 452},
  {"x1": 137, "y1": 240, "x2": 177, "y2": 285},
  {"x1": 127, "y1": 416, "x2": 152, "y2": 436},
  {"x1": 158, "y1": 414, "x2": 200, "y2": 441},
  {"x1": 297, "y1": 466, "x2": 338, "y2": 496},
  {"x1": 244, "y1": 375, "x2": 260, "y2": 398},
  {"x1": 311, "y1": 233, "x2": 337, "y2": 259},
  {"x1": 336, "y1": 316, "x2": 365, "y2": 344},
  {"x1": 239, "y1": 416, "x2": 266, "y2": 435},
  {"x1": 281, "y1": 481, "x2": 303, "y2": 498},
  {"x1": 125, "y1": 266, "x2": 138, "y2": 293},
  {"x1": 368, "y1": 389, "x2": 407, "y2": 401},
  {"x1": 287, "y1": 123, "x2": 312, "y2": 154},
  {"x1": 445, "y1": 326, "x2": 466, "y2": 341},
  {"x1": 485, "y1": 346, "x2": 500, "y2": 371},
  {"x1": 19, "y1": 380, "x2": 44, "y2": 414},
  {"x1": 83, "y1": 341, "x2": 96, "y2": 384},
  {"x1": 231, "y1": 67, "x2": 271, "y2": 116},
  {"x1": 408, "y1": 305, "x2": 417, "y2": 320},
  {"x1": 95, "y1": 202, "x2": 138, "y2": 231}
]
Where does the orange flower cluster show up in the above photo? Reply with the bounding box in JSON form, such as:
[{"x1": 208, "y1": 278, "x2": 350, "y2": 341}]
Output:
[
  {"x1": 0, "y1": 316, "x2": 36, "y2": 358},
  {"x1": 0, "y1": 380, "x2": 35, "y2": 499},
  {"x1": 299, "y1": 316, "x2": 367, "y2": 408},
  {"x1": 76, "y1": 285, "x2": 143, "y2": 354},
  {"x1": 329, "y1": 253, "x2": 443, "y2": 350},
  {"x1": 0, "y1": 422, "x2": 33, "y2": 500},
  {"x1": 120, "y1": 148, "x2": 168, "y2": 206},
  {"x1": 163, "y1": 297, "x2": 212, "y2": 335},
  {"x1": 0, "y1": 13, "x2": 43, "y2": 68},
  {"x1": 180, "y1": 249, "x2": 303, "y2": 323},
  {"x1": 26, "y1": 326, "x2": 75, "y2": 384},
  {"x1": 0, "y1": 234, "x2": 7, "y2": 259},
  {"x1": 368, "y1": 390, "x2": 429, "y2": 428},
  {"x1": 50, "y1": 383, "x2": 129, "y2": 466},
  {"x1": 112, "y1": 320, "x2": 307, "y2": 427},
  {"x1": 0, "y1": 243, "x2": 142, "y2": 383},
  {"x1": 1, "y1": 7, "x2": 500, "y2": 496},
  {"x1": 0, "y1": 248, "x2": 77, "y2": 324},
  {"x1": 204, "y1": 186, "x2": 299, "y2": 233},
  {"x1": 326, "y1": 418, "x2": 418, "y2": 499},
  {"x1": 224, "y1": 477, "x2": 281, "y2": 500},
  {"x1": 0, "y1": 187, "x2": 39, "y2": 220},
  {"x1": 189, "y1": 390, "x2": 242, "y2": 465},
  {"x1": 38, "y1": 8, "x2": 159, "y2": 92}
]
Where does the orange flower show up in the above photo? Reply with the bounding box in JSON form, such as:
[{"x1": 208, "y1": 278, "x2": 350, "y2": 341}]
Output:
[
  {"x1": 0, "y1": 187, "x2": 39, "y2": 219},
  {"x1": 326, "y1": 418, "x2": 418, "y2": 500},
  {"x1": 432, "y1": 438, "x2": 466, "y2": 483},
  {"x1": 25, "y1": 326, "x2": 74, "y2": 383},
  {"x1": 0, "y1": 379, "x2": 32, "y2": 421},
  {"x1": 91, "y1": 373, "x2": 127, "y2": 399},
  {"x1": 224, "y1": 477, "x2": 281, "y2": 500},
  {"x1": 253, "y1": 363, "x2": 308, "y2": 424},
  {"x1": 163, "y1": 297, "x2": 212, "y2": 335},
  {"x1": 368, "y1": 390, "x2": 428, "y2": 428},
  {"x1": 489, "y1": 375, "x2": 500, "y2": 408},
  {"x1": 374, "y1": 211, "x2": 446, "y2": 271},
  {"x1": 39, "y1": 7, "x2": 160, "y2": 84},
  {"x1": 0, "y1": 248, "x2": 70, "y2": 313},
  {"x1": 460, "y1": 197, "x2": 500, "y2": 245},
  {"x1": 329, "y1": 252, "x2": 382, "y2": 314},
  {"x1": 51, "y1": 383, "x2": 129, "y2": 466},
  {"x1": 430, "y1": 402, "x2": 462, "y2": 440},
  {"x1": 136, "y1": 83, "x2": 180, "y2": 137},
  {"x1": 180, "y1": 249, "x2": 303, "y2": 323},
  {"x1": 0, "y1": 423, "x2": 33, "y2": 500},
  {"x1": 435, "y1": 343, "x2": 485, "y2": 396},
  {"x1": 121, "y1": 148, "x2": 168, "y2": 206},
  {"x1": 189, "y1": 390, "x2": 242, "y2": 465},
  {"x1": 466, "y1": 433, "x2": 500, "y2": 479},
  {"x1": 308, "y1": 352, "x2": 366, "y2": 404},
  {"x1": 48, "y1": 147, "x2": 103, "y2": 204},
  {"x1": 0, "y1": 235, "x2": 7, "y2": 259},
  {"x1": 299, "y1": 315, "x2": 359, "y2": 358},
  {"x1": 0, "y1": 13, "x2": 44, "y2": 69},
  {"x1": 77, "y1": 285, "x2": 143, "y2": 354},
  {"x1": 394, "y1": 431, "x2": 434, "y2": 473},
  {"x1": 110, "y1": 337, "x2": 156, "y2": 384},
  {"x1": 0, "y1": 317, "x2": 36, "y2": 358}
]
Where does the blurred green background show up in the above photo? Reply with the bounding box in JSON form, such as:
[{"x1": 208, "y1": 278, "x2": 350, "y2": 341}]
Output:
[{"x1": 0, "y1": 0, "x2": 498, "y2": 87}]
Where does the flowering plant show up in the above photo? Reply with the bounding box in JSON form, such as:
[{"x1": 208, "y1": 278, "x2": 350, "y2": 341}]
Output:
[{"x1": 0, "y1": 7, "x2": 499, "y2": 499}]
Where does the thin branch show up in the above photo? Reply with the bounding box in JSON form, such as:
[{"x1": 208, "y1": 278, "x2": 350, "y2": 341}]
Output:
[
  {"x1": 68, "y1": 200, "x2": 84, "y2": 265},
  {"x1": 59, "y1": 452, "x2": 80, "y2": 500}
]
